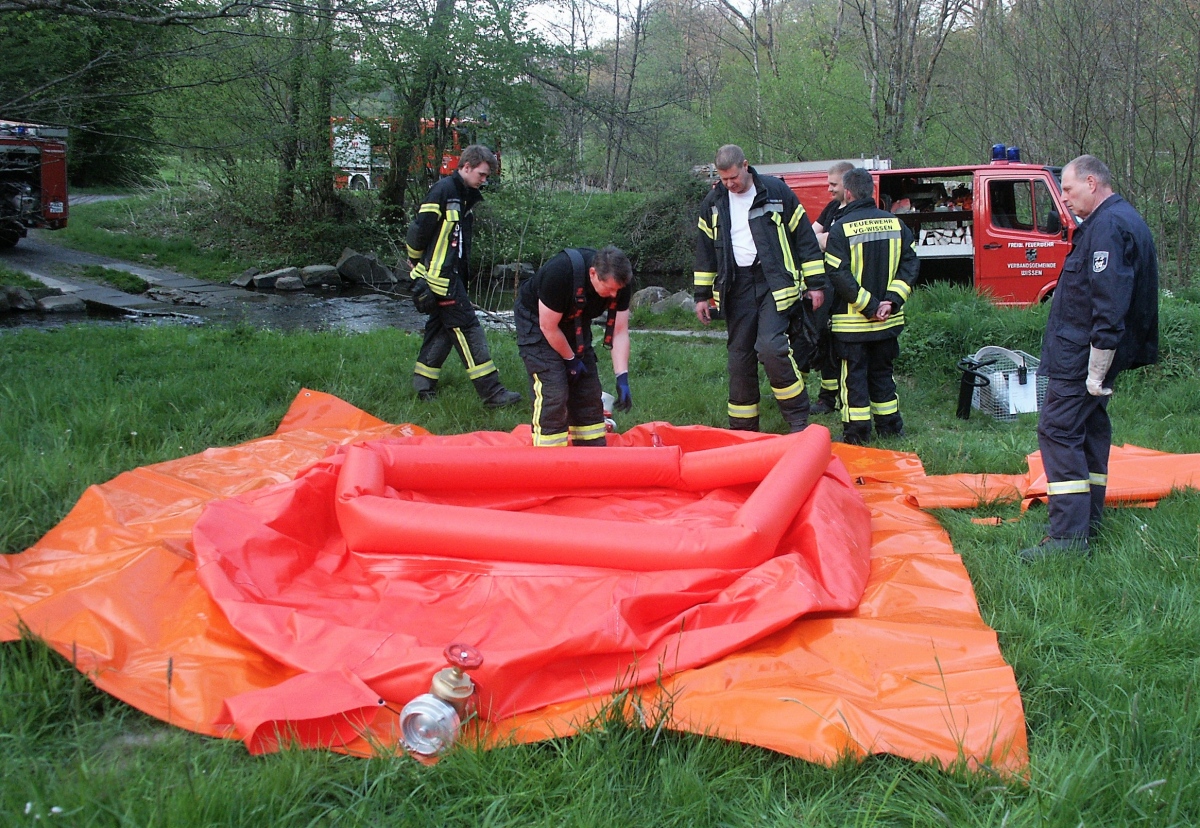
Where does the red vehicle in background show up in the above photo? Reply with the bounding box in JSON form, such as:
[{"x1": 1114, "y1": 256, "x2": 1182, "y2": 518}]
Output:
[
  {"x1": 1, "y1": 120, "x2": 68, "y2": 249},
  {"x1": 331, "y1": 117, "x2": 495, "y2": 191},
  {"x1": 763, "y1": 145, "x2": 1076, "y2": 306}
]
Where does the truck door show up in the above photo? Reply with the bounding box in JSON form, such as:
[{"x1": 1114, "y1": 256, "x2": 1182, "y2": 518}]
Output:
[{"x1": 974, "y1": 171, "x2": 1073, "y2": 305}]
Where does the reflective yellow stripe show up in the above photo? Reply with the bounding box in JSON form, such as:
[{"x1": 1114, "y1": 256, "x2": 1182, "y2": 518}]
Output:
[
  {"x1": 776, "y1": 219, "x2": 799, "y2": 284},
  {"x1": 870, "y1": 397, "x2": 899, "y2": 416},
  {"x1": 772, "y1": 284, "x2": 799, "y2": 312},
  {"x1": 850, "y1": 287, "x2": 871, "y2": 313},
  {"x1": 821, "y1": 378, "x2": 839, "y2": 391},
  {"x1": 532, "y1": 374, "x2": 569, "y2": 447},
  {"x1": 694, "y1": 271, "x2": 717, "y2": 288},
  {"x1": 772, "y1": 377, "x2": 804, "y2": 401},
  {"x1": 1047, "y1": 480, "x2": 1091, "y2": 495},
  {"x1": 414, "y1": 362, "x2": 440, "y2": 380},
  {"x1": 825, "y1": 252, "x2": 842, "y2": 268},
  {"x1": 418, "y1": 203, "x2": 441, "y2": 216},
  {"x1": 788, "y1": 203, "x2": 806, "y2": 233},
  {"x1": 697, "y1": 215, "x2": 715, "y2": 240},
  {"x1": 426, "y1": 219, "x2": 457, "y2": 291},
  {"x1": 801, "y1": 260, "x2": 824, "y2": 279},
  {"x1": 728, "y1": 402, "x2": 758, "y2": 419},
  {"x1": 887, "y1": 278, "x2": 912, "y2": 300},
  {"x1": 839, "y1": 359, "x2": 851, "y2": 423},
  {"x1": 846, "y1": 405, "x2": 871, "y2": 422},
  {"x1": 451, "y1": 326, "x2": 480, "y2": 369},
  {"x1": 406, "y1": 244, "x2": 423, "y2": 260},
  {"x1": 466, "y1": 360, "x2": 497, "y2": 380},
  {"x1": 1089, "y1": 472, "x2": 1108, "y2": 486},
  {"x1": 850, "y1": 243, "x2": 863, "y2": 291},
  {"x1": 831, "y1": 313, "x2": 906, "y2": 334},
  {"x1": 569, "y1": 423, "x2": 608, "y2": 442}
]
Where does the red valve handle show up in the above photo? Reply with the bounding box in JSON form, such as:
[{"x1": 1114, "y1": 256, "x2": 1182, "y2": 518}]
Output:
[{"x1": 444, "y1": 643, "x2": 483, "y2": 671}]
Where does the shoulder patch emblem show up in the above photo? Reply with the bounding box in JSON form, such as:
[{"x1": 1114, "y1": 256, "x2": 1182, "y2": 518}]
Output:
[{"x1": 1092, "y1": 251, "x2": 1109, "y2": 272}]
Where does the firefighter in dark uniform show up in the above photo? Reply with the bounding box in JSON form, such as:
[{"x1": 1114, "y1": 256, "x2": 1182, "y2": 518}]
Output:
[
  {"x1": 693, "y1": 144, "x2": 826, "y2": 433},
  {"x1": 809, "y1": 160, "x2": 856, "y2": 414},
  {"x1": 823, "y1": 167, "x2": 919, "y2": 445},
  {"x1": 406, "y1": 144, "x2": 522, "y2": 408},
  {"x1": 515, "y1": 246, "x2": 633, "y2": 447},
  {"x1": 1021, "y1": 154, "x2": 1158, "y2": 561}
]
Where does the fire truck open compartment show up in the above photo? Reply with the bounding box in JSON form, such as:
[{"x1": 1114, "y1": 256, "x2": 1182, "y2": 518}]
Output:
[{"x1": 878, "y1": 171, "x2": 976, "y2": 290}]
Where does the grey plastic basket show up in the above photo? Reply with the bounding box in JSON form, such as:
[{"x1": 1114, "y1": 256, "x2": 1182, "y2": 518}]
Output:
[{"x1": 970, "y1": 346, "x2": 1046, "y2": 421}]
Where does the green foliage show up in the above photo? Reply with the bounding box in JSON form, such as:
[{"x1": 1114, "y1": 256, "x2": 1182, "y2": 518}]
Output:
[
  {"x1": 0, "y1": 7, "x2": 167, "y2": 186},
  {"x1": 58, "y1": 187, "x2": 388, "y2": 281},
  {"x1": 616, "y1": 175, "x2": 709, "y2": 288},
  {"x1": 899, "y1": 284, "x2": 1049, "y2": 379},
  {"x1": 473, "y1": 185, "x2": 649, "y2": 274}
]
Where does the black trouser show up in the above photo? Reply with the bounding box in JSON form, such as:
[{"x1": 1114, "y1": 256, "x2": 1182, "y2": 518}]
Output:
[
  {"x1": 813, "y1": 301, "x2": 839, "y2": 405},
  {"x1": 1037, "y1": 377, "x2": 1111, "y2": 541},
  {"x1": 514, "y1": 305, "x2": 607, "y2": 447},
  {"x1": 723, "y1": 264, "x2": 810, "y2": 432},
  {"x1": 412, "y1": 277, "x2": 507, "y2": 401},
  {"x1": 836, "y1": 336, "x2": 902, "y2": 442}
]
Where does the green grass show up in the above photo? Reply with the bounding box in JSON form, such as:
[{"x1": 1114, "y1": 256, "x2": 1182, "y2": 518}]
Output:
[
  {"x1": 56, "y1": 195, "x2": 252, "y2": 282},
  {"x1": 1, "y1": 263, "x2": 43, "y2": 290},
  {"x1": 77, "y1": 265, "x2": 149, "y2": 294},
  {"x1": 2, "y1": 287, "x2": 1200, "y2": 824}
]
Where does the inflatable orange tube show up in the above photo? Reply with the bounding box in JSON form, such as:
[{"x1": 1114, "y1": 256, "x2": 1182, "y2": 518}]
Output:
[{"x1": 336, "y1": 428, "x2": 831, "y2": 571}]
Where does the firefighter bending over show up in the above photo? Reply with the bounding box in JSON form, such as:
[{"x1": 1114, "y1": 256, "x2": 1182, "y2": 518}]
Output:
[
  {"x1": 693, "y1": 144, "x2": 826, "y2": 433},
  {"x1": 515, "y1": 247, "x2": 633, "y2": 447},
  {"x1": 406, "y1": 144, "x2": 522, "y2": 408},
  {"x1": 823, "y1": 167, "x2": 919, "y2": 445},
  {"x1": 1020, "y1": 154, "x2": 1158, "y2": 561}
]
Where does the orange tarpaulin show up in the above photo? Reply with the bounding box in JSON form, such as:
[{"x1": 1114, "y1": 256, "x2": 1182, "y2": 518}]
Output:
[{"x1": 2, "y1": 389, "x2": 1036, "y2": 770}]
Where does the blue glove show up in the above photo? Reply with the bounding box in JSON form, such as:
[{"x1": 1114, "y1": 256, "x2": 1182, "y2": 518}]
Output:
[
  {"x1": 564, "y1": 356, "x2": 588, "y2": 382},
  {"x1": 614, "y1": 372, "x2": 632, "y2": 412}
]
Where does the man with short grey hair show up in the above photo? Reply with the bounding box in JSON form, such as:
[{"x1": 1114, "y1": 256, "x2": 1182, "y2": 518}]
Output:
[{"x1": 1021, "y1": 154, "x2": 1159, "y2": 561}]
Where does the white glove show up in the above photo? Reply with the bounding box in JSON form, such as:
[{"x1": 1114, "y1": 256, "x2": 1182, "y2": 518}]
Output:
[{"x1": 1086, "y1": 346, "x2": 1115, "y2": 396}]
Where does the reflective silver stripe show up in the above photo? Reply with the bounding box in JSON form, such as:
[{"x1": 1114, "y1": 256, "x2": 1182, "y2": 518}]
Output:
[{"x1": 1047, "y1": 480, "x2": 1091, "y2": 495}]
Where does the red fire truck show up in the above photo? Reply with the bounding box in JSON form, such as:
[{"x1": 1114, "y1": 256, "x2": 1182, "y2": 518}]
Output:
[
  {"x1": 764, "y1": 145, "x2": 1076, "y2": 306},
  {"x1": 1, "y1": 120, "x2": 69, "y2": 249},
  {"x1": 331, "y1": 117, "x2": 493, "y2": 191}
]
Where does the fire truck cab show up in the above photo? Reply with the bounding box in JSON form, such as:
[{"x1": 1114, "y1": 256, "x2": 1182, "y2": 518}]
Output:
[
  {"x1": 1, "y1": 120, "x2": 69, "y2": 249},
  {"x1": 769, "y1": 146, "x2": 1076, "y2": 306}
]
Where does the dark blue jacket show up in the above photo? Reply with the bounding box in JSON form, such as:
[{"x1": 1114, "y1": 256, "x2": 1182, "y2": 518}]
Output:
[{"x1": 1040, "y1": 195, "x2": 1158, "y2": 382}]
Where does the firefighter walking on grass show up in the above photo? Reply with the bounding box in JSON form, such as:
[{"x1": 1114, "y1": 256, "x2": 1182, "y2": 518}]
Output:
[
  {"x1": 406, "y1": 144, "x2": 522, "y2": 408},
  {"x1": 823, "y1": 167, "x2": 919, "y2": 445},
  {"x1": 515, "y1": 246, "x2": 633, "y2": 447},
  {"x1": 693, "y1": 144, "x2": 826, "y2": 433}
]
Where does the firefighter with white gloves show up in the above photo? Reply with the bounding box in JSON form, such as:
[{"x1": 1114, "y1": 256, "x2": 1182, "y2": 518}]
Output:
[
  {"x1": 515, "y1": 246, "x2": 633, "y2": 447},
  {"x1": 1021, "y1": 155, "x2": 1159, "y2": 561},
  {"x1": 406, "y1": 144, "x2": 522, "y2": 409}
]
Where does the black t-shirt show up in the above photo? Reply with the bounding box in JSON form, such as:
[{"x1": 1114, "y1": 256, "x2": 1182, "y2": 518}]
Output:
[
  {"x1": 519, "y1": 248, "x2": 632, "y2": 347},
  {"x1": 816, "y1": 199, "x2": 844, "y2": 230}
]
